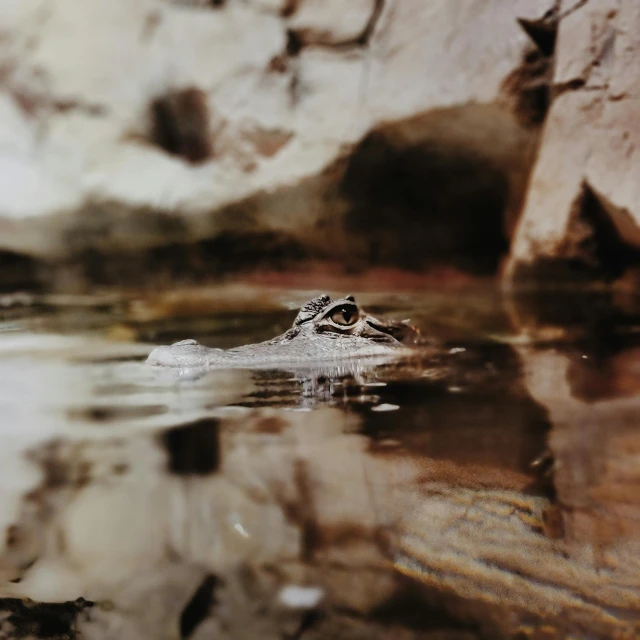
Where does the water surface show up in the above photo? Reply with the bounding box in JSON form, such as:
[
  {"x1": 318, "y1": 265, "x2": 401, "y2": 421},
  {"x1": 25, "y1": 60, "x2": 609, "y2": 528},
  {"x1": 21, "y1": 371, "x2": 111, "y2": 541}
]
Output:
[{"x1": 0, "y1": 285, "x2": 639, "y2": 639}]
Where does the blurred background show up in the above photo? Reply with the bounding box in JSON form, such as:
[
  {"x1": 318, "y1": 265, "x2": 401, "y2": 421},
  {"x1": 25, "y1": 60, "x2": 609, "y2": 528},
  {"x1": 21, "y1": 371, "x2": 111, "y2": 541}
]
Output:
[{"x1": 1, "y1": 0, "x2": 638, "y2": 293}]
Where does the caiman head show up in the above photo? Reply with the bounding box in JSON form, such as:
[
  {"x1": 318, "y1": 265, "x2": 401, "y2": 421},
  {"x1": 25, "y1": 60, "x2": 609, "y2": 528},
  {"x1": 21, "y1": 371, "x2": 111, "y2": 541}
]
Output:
[
  {"x1": 278, "y1": 295, "x2": 422, "y2": 349},
  {"x1": 147, "y1": 294, "x2": 422, "y2": 369}
]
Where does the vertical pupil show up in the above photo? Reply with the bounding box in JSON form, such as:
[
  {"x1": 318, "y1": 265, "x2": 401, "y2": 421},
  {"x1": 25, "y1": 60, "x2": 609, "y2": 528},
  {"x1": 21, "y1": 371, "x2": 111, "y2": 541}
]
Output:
[{"x1": 342, "y1": 308, "x2": 352, "y2": 322}]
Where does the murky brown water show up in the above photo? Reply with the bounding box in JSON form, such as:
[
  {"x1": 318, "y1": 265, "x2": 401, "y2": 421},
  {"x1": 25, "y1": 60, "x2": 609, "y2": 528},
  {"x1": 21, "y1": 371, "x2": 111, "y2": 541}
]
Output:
[{"x1": 0, "y1": 284, "x2": 639, "y2": 639}]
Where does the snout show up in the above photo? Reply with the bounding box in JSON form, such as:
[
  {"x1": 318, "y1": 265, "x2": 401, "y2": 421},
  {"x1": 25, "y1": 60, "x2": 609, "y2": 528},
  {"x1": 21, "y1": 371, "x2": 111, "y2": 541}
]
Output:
[
  {"x1": 147, "y1": 342, "x2": 210, "y2": 368},
  {"x1": 364, "y1": 316, "x2": 422, "y2": 346}
]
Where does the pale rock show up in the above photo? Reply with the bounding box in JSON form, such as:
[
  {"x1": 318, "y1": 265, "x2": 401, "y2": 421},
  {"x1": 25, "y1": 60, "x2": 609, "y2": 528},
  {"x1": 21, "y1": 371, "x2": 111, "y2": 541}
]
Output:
[
  {"x1": 0, "y1": 0, "x2": 548, "y2": 263},
  {"x1": 507, "y1": 0, "x2": 640, "y2": 281},
  {"x1": 289, "y1": 0, "x2": 376, "y2": 42}
]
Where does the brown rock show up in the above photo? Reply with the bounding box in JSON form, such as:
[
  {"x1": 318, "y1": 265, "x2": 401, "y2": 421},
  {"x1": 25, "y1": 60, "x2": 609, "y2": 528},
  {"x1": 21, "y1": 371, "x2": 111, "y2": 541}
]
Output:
[{"x1": 506, "y1": 0, "x2": 640, "y2": 286}]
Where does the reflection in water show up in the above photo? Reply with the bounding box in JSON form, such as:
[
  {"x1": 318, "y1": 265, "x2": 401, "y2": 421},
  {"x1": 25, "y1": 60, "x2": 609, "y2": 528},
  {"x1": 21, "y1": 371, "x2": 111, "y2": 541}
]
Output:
[{"x1": 0, "y1": 288, "x2": 639, "y2": 639}]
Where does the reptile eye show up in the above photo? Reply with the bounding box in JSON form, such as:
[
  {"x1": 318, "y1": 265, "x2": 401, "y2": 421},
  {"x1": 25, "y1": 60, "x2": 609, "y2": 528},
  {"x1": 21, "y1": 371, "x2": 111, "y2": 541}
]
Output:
[{"x1": 329, "y1": 306, "x2": 358, "y2": 326}]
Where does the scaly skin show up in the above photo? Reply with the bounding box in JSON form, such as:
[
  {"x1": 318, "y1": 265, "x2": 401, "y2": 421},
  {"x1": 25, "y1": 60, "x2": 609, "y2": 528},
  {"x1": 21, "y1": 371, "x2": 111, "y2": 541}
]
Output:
[{"x1": 147, "y1": 295, "x2": 421, "y2": 369}]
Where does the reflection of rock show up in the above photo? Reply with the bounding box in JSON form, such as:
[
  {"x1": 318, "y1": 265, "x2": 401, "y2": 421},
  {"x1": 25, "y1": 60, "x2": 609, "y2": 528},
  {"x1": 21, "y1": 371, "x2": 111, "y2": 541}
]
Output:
[
  {"x1": 4, "y1": 331, "x2": 640, "y2": 637},
  {"x1": 507, "y1": 0, "x2": 640, "y2": 286},
  {"x1": 565, "y1": 345, "x2": 640, "y2": 403},
  {"x1": 376, "y1": 338, "x2": 640, "y2": 636},
  {"x1": 0, "y1": 408, "x2": 422, "y2": 637},
  {"x1": 0, "y1": 598, "x2": 94, "y2": 640},
  {"x1": 0, "y1": 0, "x2": 548, "y2": 288},
  {"x1": 518, "y1": 347, "x2": 640, "y2": 555},
  {"x1": 0, "y1": 392, "x2": 544, "y2": 637},
  {"x1": 0, "y1": 411, "x2": 317, "y2": 592},
  {"x1": 0, "y1": 398, "x2": 519, "y2": 628},
  {"x1": 502, "y1": 290, "x2": 640, "y2": 633}
]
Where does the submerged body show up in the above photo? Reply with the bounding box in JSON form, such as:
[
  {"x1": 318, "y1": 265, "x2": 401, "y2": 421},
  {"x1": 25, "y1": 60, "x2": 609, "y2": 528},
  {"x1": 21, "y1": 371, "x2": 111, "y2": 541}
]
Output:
[{"x1": 147, "y1": 295, "x2": 421, "y2": 369}]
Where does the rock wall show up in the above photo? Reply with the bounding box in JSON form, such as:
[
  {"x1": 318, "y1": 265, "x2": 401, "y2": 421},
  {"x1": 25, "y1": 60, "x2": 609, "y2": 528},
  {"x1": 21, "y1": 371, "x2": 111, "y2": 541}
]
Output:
[
  {"x1": 3, "y1": 0, "x2": 637, "y2": 290},
  {"x1": 0, "y1": 0, "x2": 548, "y2": 289},
  {"x1": 506, "y1": 0, "x2": 640, "y2": 286}
]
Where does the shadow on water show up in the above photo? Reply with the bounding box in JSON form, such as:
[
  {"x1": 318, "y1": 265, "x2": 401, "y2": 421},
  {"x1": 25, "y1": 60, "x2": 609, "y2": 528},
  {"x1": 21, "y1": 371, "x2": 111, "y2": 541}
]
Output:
[{"x1": 0, "y1": 286, "x2": 639, "y2": 639}]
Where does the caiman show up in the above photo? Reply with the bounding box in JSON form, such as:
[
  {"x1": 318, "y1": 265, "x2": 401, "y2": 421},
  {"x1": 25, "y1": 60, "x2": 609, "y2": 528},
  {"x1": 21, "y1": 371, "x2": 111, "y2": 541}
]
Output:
[{"x1": 147, "y1": 295, "x2": 422, "y2": 369}]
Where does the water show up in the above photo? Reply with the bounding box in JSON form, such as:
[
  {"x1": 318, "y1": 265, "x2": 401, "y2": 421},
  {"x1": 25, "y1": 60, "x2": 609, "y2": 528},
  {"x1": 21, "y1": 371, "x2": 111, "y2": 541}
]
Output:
[{"x1": 0, "y1": 284, "x2": 639, "y2": 639}]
